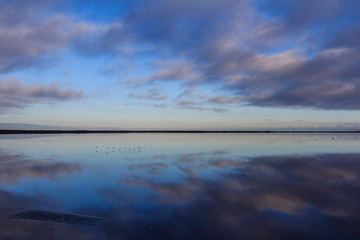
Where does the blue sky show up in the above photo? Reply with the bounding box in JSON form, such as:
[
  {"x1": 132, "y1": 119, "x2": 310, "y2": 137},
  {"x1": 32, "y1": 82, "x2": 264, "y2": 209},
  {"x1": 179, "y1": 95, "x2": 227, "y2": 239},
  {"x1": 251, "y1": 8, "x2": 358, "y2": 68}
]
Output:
[{"x1": 1, "y1": 0, "x2": 360, "y2": 130}]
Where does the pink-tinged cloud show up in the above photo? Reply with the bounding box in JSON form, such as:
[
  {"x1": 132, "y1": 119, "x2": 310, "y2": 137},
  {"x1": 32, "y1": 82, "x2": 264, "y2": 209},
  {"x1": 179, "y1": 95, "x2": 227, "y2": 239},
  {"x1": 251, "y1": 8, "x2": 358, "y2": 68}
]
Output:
[{"x1": 0, "y1": 79, "x2": 85, "y2": 113}]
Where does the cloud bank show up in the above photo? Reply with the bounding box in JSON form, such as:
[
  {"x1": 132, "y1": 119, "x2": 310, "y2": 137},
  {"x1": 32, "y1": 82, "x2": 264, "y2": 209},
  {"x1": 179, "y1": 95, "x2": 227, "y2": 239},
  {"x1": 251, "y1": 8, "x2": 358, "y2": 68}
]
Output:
[{"x1": 1, "y1": 0, "x2": 360, "y2": 111}]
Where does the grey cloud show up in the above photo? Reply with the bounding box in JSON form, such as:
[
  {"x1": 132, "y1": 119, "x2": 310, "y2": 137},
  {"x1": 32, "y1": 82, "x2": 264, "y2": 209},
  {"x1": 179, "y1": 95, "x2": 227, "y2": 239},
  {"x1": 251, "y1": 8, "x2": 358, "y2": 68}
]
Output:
[
  {"x1": 0, "y1": 0, "x2": 56, "y2": 27},
  {"x1": 124, "y1": 0, "x2": 249, "y2": 45},
  {"x1": 0, "y1": 0, "x2": 102, "y2": 72},
  {"x1": 327, "y1": 26, "x2": 360, "y2": 50},
  {"x1": 0, "y1": 78, "x2": 85, "y2": 113},
  {"x1": 74, "y1": 0, "x2": 253, "y2": 61},
  {"x1": 73, "y1": 22, "x2": 127, "y2": 56},
  {"x1": 251, "y1": 0, "x2": 359, "y2": 51},
  {"x1": 118, "y1": 0, "x2": 360, "y2": 110},
  {"x1": 237, "y1": 48, "x2": 360, "y2": 109},
  {"x1": 257, "y1": 0, "x2": 349, "y2": 30}
]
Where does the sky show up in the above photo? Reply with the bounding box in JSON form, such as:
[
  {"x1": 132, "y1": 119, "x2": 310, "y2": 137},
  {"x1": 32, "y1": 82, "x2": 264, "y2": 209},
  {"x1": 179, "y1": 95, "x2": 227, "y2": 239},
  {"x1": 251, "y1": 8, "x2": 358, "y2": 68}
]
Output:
[{"x1": 0, "y1": 0, "x2": 360, "y2": 130}]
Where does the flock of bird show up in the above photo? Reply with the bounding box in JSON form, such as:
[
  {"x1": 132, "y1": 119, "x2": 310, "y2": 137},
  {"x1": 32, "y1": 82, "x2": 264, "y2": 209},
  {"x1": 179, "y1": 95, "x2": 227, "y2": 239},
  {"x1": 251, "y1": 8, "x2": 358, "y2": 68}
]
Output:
[{"x1": 95, "y1": 145, "x2": 147, "y2": 154}]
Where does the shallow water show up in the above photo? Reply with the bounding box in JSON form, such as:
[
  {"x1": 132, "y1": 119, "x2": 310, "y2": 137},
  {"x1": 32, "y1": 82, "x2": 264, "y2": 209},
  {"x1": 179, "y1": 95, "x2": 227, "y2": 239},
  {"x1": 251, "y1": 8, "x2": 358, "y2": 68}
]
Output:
[{"x1": 0, "y1": 133, "x2": 359, "y2": 239}]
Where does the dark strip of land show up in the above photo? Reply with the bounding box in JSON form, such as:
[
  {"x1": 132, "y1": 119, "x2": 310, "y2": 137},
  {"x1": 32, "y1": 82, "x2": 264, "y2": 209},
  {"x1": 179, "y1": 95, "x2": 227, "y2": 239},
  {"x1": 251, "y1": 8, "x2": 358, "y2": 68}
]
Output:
[{"x1": 0, "y1": 130, "x2": 359, "y2": 134}]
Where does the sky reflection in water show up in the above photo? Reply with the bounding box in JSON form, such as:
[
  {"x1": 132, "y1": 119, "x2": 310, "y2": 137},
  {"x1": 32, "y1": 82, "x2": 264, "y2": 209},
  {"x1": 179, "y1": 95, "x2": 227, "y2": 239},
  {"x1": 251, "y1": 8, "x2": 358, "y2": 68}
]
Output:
[{"x1": 0, "y1": 134, "x2": 360, "y2": 239}]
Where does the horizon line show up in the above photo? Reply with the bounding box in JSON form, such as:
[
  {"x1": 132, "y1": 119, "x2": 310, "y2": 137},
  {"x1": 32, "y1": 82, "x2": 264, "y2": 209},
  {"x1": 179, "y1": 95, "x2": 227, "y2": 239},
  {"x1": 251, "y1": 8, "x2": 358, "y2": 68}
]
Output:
[{"x1": 1, "y1": 129, "x2": 360, "y2": 134}]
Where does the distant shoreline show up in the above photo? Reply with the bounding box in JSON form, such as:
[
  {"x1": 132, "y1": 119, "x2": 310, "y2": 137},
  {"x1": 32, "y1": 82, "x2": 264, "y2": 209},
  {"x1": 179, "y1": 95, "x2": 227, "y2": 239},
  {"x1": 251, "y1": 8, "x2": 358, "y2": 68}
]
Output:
[{"x1": 0, "y1": 130, "x2": 359, "y2": 134}]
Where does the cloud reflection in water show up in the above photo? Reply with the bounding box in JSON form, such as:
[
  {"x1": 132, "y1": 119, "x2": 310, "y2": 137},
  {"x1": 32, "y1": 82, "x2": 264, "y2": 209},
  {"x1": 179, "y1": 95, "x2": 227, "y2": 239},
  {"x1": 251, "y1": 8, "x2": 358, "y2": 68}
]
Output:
[
  {"x1": 0, "y1": 149, "x2": 84, "y2": 184},
  {"x1": 0, "y1": 145, "x2": 360, "y2": 239},
  {"x1": 98, "y1": 153, "x2": 360, "y2": 239}
]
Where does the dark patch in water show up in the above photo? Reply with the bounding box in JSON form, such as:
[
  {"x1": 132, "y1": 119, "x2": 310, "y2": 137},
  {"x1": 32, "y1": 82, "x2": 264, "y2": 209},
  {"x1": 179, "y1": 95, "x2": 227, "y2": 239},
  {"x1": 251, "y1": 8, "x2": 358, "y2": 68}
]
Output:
[{"x1": 8, "y1": 210, "x2": 107, "y2": 226}]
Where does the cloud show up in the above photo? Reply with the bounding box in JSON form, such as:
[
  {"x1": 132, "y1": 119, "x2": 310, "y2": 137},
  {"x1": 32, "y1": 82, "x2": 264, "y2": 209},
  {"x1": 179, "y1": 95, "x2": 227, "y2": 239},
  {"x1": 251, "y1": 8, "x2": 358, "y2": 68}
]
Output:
[
  {"x1": 255, "y1": 0, "x2": 351, "y2": 38},
  {"x1": 237, "y1": 48, "x2": 360, "y2": 109},
  {"x1": 111, "y1": 0, "x2": 360, "y2": 110},
  {"x1": 177, "y1": 100, "x2": 229, "y2": 112},
  {"x1": 0, "y1": 0, "x2": 102, "y2": 72},
  {"x1": 128, "y1": 88, "x2": 168, "y2": 101},
  {"x1": 72, "y1": 21, "x2": 127, "y2": 56},
  {"x1": 326, "y1": 25, "x2": 360, "y2": 55},
  {"x1": 125, "y1": 60, "x2": 200, "y2": 85},
  {"x1": 2, "y1": 0, "x2": 359, "y2": 110},
  {"x1": 208, "y1": 95, "x2": 242, "y2": 104},
  {"x1": 0, "y1": 78, "x2": 85, "y2": 113}
]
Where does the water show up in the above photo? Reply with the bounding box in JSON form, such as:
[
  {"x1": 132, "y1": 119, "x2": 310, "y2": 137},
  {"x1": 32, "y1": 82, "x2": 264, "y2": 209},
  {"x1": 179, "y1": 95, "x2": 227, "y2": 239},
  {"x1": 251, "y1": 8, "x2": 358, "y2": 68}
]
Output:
[{"x1": 0, "y1": 133, "x2": 359, "y2": 239}]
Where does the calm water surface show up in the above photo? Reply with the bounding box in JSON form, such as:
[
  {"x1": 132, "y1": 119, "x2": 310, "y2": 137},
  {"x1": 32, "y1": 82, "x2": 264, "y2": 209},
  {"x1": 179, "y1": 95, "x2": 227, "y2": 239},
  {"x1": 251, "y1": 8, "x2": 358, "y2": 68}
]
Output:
[{"x1": 0, "y1": 133, "x2": 359, "y2": 239}]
